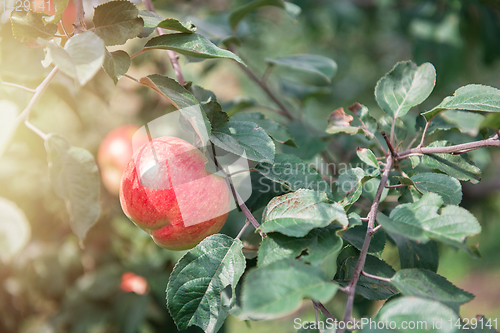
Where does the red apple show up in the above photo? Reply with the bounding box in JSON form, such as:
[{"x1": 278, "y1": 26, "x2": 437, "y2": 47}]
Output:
[
  {"x1": 120, "y1": 272, "x2": 149, "y2": 295},
  {"x1": 119, "y1": 136, "x2": 231, "y2": 250},
  {"x1": 98, "y1": 125, "x2": 149, "y2": 195},
  {"x1": 34, "y1": 0, "x2": 77, "y2": 34}
]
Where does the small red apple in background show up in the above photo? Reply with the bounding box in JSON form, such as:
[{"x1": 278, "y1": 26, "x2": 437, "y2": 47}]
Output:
[
  {"x1": 120, "y1": 272, "x2": 149, "y2": 295},
  {"x1": 119, "y1": 136, "x2": 231, "y2": 250},
  {"x1": 98, "y1": 125, "x2": 149, "y2": 195},
  {"x1": 34, "y1": 0, "x2": 77, "y2": 34}
]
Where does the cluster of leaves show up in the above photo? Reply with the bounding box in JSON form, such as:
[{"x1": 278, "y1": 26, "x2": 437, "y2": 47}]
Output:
[
  {"x1": 164, "y1": 57, "x2": 500, "y2": 332},
  {"x1": 2, "y1": 0, "x2": 500, "y2": 332}
]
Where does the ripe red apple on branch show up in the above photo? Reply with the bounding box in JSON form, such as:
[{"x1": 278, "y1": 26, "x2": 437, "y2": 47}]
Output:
[{"x1": 119, "y1": 136, "x2": 231, "y2": 250}]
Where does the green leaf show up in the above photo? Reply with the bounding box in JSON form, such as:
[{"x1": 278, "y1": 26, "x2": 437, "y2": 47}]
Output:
[
  {"x1": 388, "y1": 233, "x2": 439, "y2": 272},
  {"x1": 158, "y1": 18, "x2": 197, "y2": 33},
  {"x1": 410, "y1": 172, "x2": 462, "y2": 205},
  {"x1": 336, "y1": 247, "x2": 397, "y2": 300},
  {"x1": 362, "y1": 178, "x2": 388, "y2": 203},
  {"x1": 144, "y1": 33, "x2": 245, "y2": 65},
  {"x1": 280, "y1": 80, "x2": 331, "y2": 100},
  {"x1": 284, "y1": 2, "x2": 301, "y2": 19},
  {"x1": 257, "y1": 224, "x2": 343, "y2": 267},
  {"x1": 140, "y1": 74, "x2": 212, "y2": 145},
  {"x1": 44, "y1": 0, "x2": 69, "y2": 24},
  {"x1": 167, "y1": 234, "x2": 245, "y2": 333},
  {"x1": 240, "y1": 259, "x2": 338, "y2": 320},
  {"x1": 377, "y1": 193, "x2": 481, "y2": 250},
  {"x1": 254, "y1": 154, "x2": 331, "y2": 194},
  {"x1": 45, "y1": 134, "x2": 100, "y2": 245},
  {"x1": 418, "y1": 111, "x2": 485, "y2": 137},
  {"x1": 229, "y1": 0, "x2": 285, "y2": 30},
  {"x1": 232, "y1": 112, "x2": 296, "y2": 146},
  {"x1": 421, "y1": 140, "x2": 481, "y2": 184},
  {"x1": 10, "y1": 10, "x2": 58, "y2": 43},
  {"x1": 0, "y1": 100, "x2": 19, "y2": 157},
  {"x1": 190, "y1": 84, "x2": 217, "y2": 104},
  {"x1": 203, "y1": 101, "x2": 229, "y2": 129},
  {"x1": 138, "y1": 10, "x2": 163, "y2": 37},
  {"x1": 342, "y1": 223, "x2": 386, "y2": 255},
  {"x1": 245, "y1": 172, "x2": 286, "y2": 212},
  {"x1": 378, "y1": 115, "x2": 408, "y2": 141},
  {"x1": 375, "y1": 297, "x2": 459, "y2": 333},
  {"x1": 326, "y1": 107, "x2": 360, "y2": 135},
  {"x1": 335, "y1": 167, "x2": 366, "y2": 208},
  {"x1": 103, "y1": 50, "x2": 131, "y2": 85},
  {"x1": 391, "y1": 269, "x2": 474, "y2": 313},
  {"x1": 210, "y1": 120, "x2": 275, "y2": 163},
  {"x1": 266, "y1": 54, "x2": 338, "y2": 85},
  {"x1": 409, "y1": 155, "x2": 420, "y2": 168},
  {"x1": 260, "y1": 189, "x2": 348, "y2": 237},
  {"x1": 423, "y1": 84, "x2": 500, "y2": 121},
  {"x1": 375, "y1": 61, "x2": 436, "y2": 118},
  {"x1": 357, "y1": 147, "x2": 379, "y2": 169},
  {"x1": 40, "y1": 31, "x2": 105, "y2": 86},
  {"x1": 0, "y1": 198, "x2": 31, "y2": 262},
  {"x1": 93, "y1": 0, "x2": 144, "y2": 46},
  {"x1": 284, "y1": 121, "x2": 328, "y2": 160}
]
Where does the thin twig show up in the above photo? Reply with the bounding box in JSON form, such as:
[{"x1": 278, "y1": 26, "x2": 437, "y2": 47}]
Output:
[
  {"x1": 381, "y1": 132, "x2": 397, "y2": 158},
  {"x1": 0, "y1": 81, "x2": 36, "y2": 93},
  {"x1": 229, "y1": 45, "x2": 294, "y2": 120},
  {"x1": 398, "y1": 134, "x2": 500, "y2": 159},
  {"x1": 124, "y1": 74, "x2": 140, "y2": 83},
  {"x1": 385, "y1": 184, "x2": 411, "y2": 188},
  {"x1": 312, "y1": 301, "x2": 337, "y2": 321},
  {"x1": 142, "y1": 0, "x2": 185, "y2": 85},
  {"x1": 360, "y1": 217, "x2": 369, "y2": 222},
  {"x1": 236, "y1": 220, "x2": 250, "y2": 240},
  {"x1": 229, "y1": 181, "x2": 264, "y2": 237},
  {"x1": 314, "y1": 302, "x2": 320, "y2": 329},
  {"x1": 361, "y1": 270, "x2": 392, "y2": 283},
  {"x1": 130, "y1": 49, "x2": 148, "y2": 60},
  {"x1": 73, "y1": 0, "x2": 86, "y2": 34},
  {"x1": 261, "y1": 64, "x2": 274, "y2": 84},
  {"x1": 338, "y1": 285, "x2": 349, "y2": 294},
  {"x1": 5, "y1": 67, "x2": 59, "y2": 149},
  {"x1": 390, "y1": 116, "x2": 397, "y2": 145},
  {"x1": 17, "y1": 67, "x2": 59, "y2": 121},
  {"x1": 321, "y1": 151, "x2": 337, "y2": 176},
  {"x1": 24, "y1": 120, "x2": 48, "y2": 141},
  {"x1": 417, "y1": 117, "x2": 433, "y2": 148},
  {"x1": 406, "y1": 132, "x2": 421, "y2": 151},
  {"x1": 349, "y1": 105, "x2": 387, "y2": 155},
  {"x1": 210, "y1": 144, "x2": 264, "y2": 237},
  {"x1": 338, "y1": 156, "x2": 393, "y2": 332}
]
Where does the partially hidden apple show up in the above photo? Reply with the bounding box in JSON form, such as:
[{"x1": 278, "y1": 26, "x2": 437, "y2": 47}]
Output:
[
  {"x1": 119, "y1": 136, "x2": 231, "y2": 250},
  {"x1": 98, "y1": 125, "x2": 149, "y2": 195},
  {"x1": 34, "y1": 0, "x2": 77, "y2": 34}
]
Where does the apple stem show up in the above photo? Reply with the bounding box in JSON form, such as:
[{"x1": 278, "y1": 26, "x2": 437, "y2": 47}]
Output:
[
  {"x1": 210, "y1": 144, "x2": 264, "y2": 237},
  {"x1": 227, "y1": 176, "x2": 264, "y2": 237},
  {"x1": 236, "y1": 220, "x2": 250, "y2": 240}
]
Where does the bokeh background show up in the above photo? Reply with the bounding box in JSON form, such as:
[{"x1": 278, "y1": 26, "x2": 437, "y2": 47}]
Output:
[{"x1": 1, "y1": 0, "x2": 500, "y2": 332}]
